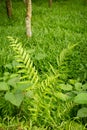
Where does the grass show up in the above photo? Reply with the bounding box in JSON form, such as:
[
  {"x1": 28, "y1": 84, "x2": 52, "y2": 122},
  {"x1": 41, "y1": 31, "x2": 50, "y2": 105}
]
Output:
[
  {"x1": 0, "y1": 0, "x2": 87, "y2": 129},
  {"x1": 0, "y1": 0, "x2": 87, "y2": 79}
]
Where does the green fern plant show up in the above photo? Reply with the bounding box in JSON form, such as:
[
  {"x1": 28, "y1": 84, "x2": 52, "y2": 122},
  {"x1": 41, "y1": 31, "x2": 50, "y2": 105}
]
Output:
[
  {"x1": 8, "y1": 36, "x2": 39, "y2": 87},
  {"x1": 8, "y1": 37, "x2": 61, "y2": 92},
  {"x1": 0, "y1": 37, "x2": 40, "y2": 108},
  {"x1": 6, "y1": 37, "x2": 77, "y2": 108},
  {"x1": 1, "y1": 37, "x2": 85, "y2": 129}
]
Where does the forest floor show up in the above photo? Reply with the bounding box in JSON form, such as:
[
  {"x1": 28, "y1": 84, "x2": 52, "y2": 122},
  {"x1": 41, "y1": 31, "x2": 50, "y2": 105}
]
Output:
[{"x1": 0, "y1": 0, "x2": 87, "y2": 129}]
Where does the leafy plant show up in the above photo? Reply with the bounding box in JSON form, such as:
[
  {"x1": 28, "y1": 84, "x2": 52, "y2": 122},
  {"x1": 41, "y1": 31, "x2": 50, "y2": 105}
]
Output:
[
  {"x1": 4, "y1": 37, "x2": 77, "y2": 129},
  {"x1": 0, "y1": 36, "x2": 39, "y2": 107},
  {"x1": 59, "y1": 79, "x2": 87, "y2": 118},
  {"x1": 6, "y1": 37, "x2": 76, "y2": 107},
  {"x1": 74, "y1": 84, "x2": 87, "y2": 118},
  {"x1": 8, "y1": 37, "x2": 86, "y2": 126},
  {"x1": 0, "y1": 0, "x2": 87, "y2": 129},
  {"x1": 0, "y1": 36, "x2": 86, "y2": 129}
]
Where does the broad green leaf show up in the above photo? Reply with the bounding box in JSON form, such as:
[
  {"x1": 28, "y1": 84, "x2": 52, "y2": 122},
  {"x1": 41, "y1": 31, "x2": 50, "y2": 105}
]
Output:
[
  {"x1": 82, "y1": 83, "x2": 87, "y2": 91},
  {"x1": 77, "y1": 107, "x2": 87, "y2": 117},
  {"x1": 0, "y1": 82, "x2": 9, "y2": 91},
  {"x1": 0, "y1": 77, "x2": 3, "y2": 81},
  {"x1": 75, "y1": 82, "x2": 82, "y2": 91},
  {"x1": 74, "y1": 93, "x2": 87, "y2": 104},
  {"x1": 60, "y1": 84, "x2": 72, "y2": 91},
  {"x1": 69, "y1": 79, "x2": 77, "y2": 85},
  {"x1": 7, "y1": 77, "x2": 20, "y2": 87},
  {"x1": 12, "y1": 60, "x2": 19, "y2": 67},
  {"x1": 4, "y1": 72, "x2": 10, "y2": 76},
  {"x1": 56, "y1": 92, "x2": 69, "y2": 101},
  {"x1": 3, "y1": 72, "x2": 10, "y2": 81},
  {"x1": 5, "y1": 92, "x2": 23, "y2": 107},
  {"x1": 5, "y1": 63, "x2": 12, "y2": 69}
]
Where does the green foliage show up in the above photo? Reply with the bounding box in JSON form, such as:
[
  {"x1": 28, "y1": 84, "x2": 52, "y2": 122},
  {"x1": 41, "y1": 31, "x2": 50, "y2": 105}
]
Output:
[
  {"x1": 0, "y1": 36, "x2": 39, "y2": 107},
  {"x1": 6, "y1": 92, "x2": 23, "y2": 107},
  {"x1": 74, "y1": 93, "x2": 87, "y2": 104},
  {"x1": 0, "y1": 36, "x2": 86, "y2": 129},
  {"x1": 0, "y1": 0, "x2": 87, "y2": 129},
  {"x1": 5, "y1": 37, "x2": 86, "y2": 129},
  {"x1": 74, "y1": 92, "x2": 87, "y2": 118},
  {"x1": 58, "y1": 80, "x2": 87, "y2": 118},
  {"x1": 0, "y1": 82, "x2": 9, "y2": 91},
  {"x1": 77, "y1": 107, "x2": 87, "y2": 118},
  {"x1": 8, "y1": 36, "x2": 39, "y2": 86},
  {"x1": 60, "y1": 81, "x2": 87, "y2": 118},
  {"x1": 0, "y1": 0, "x2": 87, "y2": 81}
]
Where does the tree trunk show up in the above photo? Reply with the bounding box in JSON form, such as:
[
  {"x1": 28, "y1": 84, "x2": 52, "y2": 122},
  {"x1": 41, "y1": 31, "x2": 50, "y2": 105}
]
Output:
[
  {"x1": 25, "y1": 0, "x2": 32, "y2": 37},
  {"x1": 49, "y1": 0, "x2": 52, "y2": 7},
  {"x1": 6, "y1": 0, "x2": 12, "y2": 18}
]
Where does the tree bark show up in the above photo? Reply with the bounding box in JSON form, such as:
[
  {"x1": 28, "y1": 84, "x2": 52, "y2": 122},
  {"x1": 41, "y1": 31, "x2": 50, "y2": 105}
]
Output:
[
  {"x1": 49, "y1": 0, "x2": 52, "y2": 7},
  {"x1": 25, "y1": 0, "x2": 32, "y2": 37},
  {"x1": 6, "y1": 0, "x2": 12, "y2": 18}
]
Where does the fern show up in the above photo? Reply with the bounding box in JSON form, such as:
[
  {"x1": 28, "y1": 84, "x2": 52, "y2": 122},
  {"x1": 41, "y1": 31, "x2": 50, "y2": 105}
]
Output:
[
  {"x1": 58, "y1": 44, "x2": 78, "y2": 66},
  {"x1": 8, "y1": 36, "x2": 38, "y2": 87},
  {"x1": 8, "y1": 37, "x2": 77, "y2": 94}
]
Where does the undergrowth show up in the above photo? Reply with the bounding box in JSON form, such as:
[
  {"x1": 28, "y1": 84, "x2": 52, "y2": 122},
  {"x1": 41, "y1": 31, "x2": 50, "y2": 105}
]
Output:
[
  {"x1": 0, "y1": 0, "x2": 87, "y2": 129},
  {"x1": 0, "y1": 37, "x2": 87, "y2": 130}
]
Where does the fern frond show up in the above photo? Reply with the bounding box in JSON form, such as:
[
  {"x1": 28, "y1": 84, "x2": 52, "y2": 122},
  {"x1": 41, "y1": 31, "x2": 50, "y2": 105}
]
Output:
[
  {"x1": 8, "y1": 37, "x2": 39, "y2": 86},
  {"x1": 59, "y1": 44, "x2": 77, "y2": 66},
  {"x1": 40, "y1": 74, "x2": 59, "y2": 92}
]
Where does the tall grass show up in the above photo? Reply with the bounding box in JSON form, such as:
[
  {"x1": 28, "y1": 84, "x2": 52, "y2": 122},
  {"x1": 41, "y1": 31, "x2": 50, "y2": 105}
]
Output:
[{"x1": 0, "y1": 0, "x2": 87, "y2": 80}]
